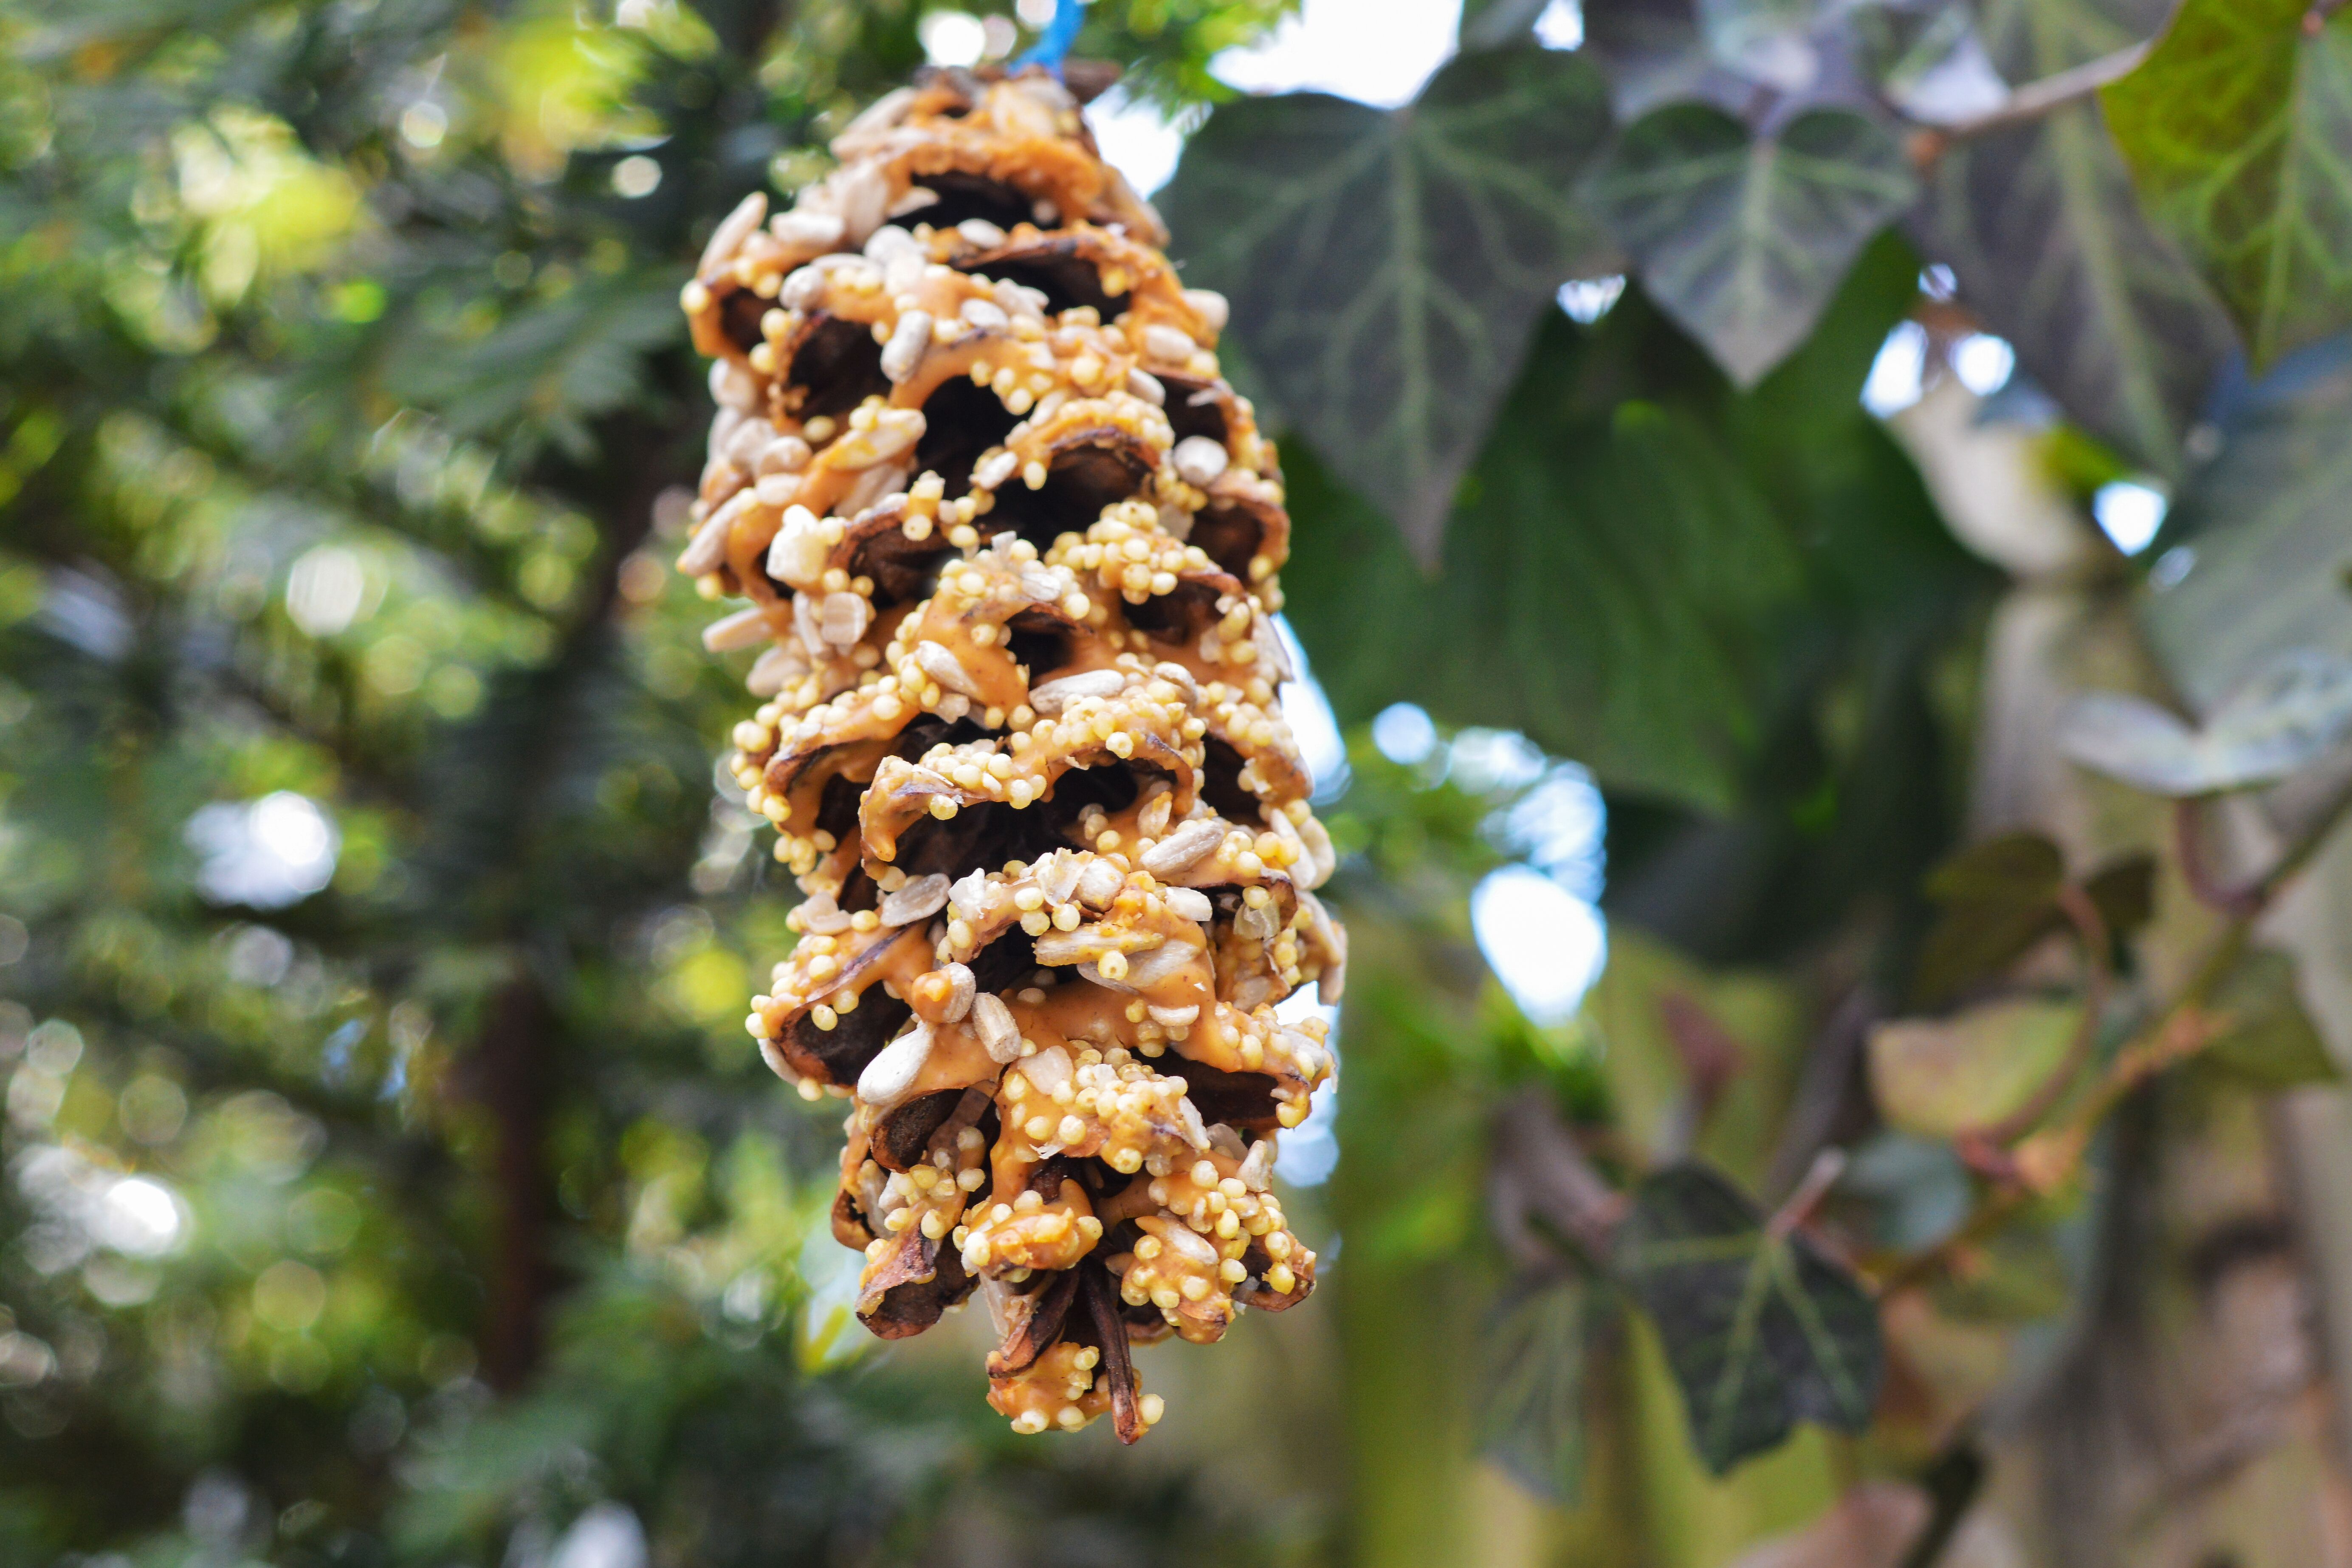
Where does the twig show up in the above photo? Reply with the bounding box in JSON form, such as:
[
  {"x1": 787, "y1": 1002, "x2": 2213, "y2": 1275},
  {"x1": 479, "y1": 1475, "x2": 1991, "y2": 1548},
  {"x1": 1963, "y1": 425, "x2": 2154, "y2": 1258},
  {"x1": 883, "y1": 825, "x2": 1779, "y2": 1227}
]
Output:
[
  {"x1": 1766, "y1": 1148, "x2": 1847, "y2": 1243},
  {"x1": 1969, "y1": 882, "x2": 2113, "y2": 1148},
  {"x1": 1906, "y1": 40, "x2": 2151, "y2": 165}
]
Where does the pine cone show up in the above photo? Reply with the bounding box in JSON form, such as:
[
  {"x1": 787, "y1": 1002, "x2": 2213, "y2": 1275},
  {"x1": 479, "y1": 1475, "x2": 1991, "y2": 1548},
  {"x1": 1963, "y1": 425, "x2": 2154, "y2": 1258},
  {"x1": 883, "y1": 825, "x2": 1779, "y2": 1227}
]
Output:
[{"x1": 676, "y1": 68, "x2": 1345, "y2": 1443}]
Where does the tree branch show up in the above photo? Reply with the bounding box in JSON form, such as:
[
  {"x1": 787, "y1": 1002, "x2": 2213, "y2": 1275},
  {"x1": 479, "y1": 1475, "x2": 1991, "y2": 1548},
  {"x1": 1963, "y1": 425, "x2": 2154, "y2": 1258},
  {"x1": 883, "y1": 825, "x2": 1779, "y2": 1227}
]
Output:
[{"x1": 1905, "y1": 39, "x2": 2152, "y2": 166}]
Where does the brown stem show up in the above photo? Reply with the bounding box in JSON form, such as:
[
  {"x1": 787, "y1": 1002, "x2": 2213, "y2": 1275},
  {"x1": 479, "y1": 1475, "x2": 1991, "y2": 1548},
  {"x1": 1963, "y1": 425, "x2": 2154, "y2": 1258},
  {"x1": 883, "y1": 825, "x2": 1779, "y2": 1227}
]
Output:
[
  {"x1": 1971, "y1": 882, "x2": 2112, "y2": 1148},
  {"x1": 2174, "y1": 797, "x2": 2254, "y2": 914},
  {"x1": 1906, "y1": 38, "x2": 2153, "y2": 166},
  {"x1": 1766, "y1": 1148, "x2": 1848, "y2": 1243}
]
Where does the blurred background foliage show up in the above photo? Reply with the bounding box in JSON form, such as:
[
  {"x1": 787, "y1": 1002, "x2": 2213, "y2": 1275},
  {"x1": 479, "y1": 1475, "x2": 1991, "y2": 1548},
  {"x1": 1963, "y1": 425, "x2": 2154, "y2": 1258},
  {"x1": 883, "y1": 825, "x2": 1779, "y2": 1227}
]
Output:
[{"x1": 8, "y1": 0, "x2": 2352, "y2": 1565}]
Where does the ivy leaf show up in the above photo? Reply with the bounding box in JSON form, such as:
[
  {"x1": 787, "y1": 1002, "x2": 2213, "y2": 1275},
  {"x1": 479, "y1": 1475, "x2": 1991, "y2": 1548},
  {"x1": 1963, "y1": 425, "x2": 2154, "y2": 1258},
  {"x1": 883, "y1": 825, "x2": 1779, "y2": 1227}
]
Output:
[
  {"x1": 1613, "y1": 1163, "x2": 1882, "y2": 1474},
  {"x1": 1868, "y1": 998, "x2": 2083, "y2": 1139},
  {"x1": 1584, "y1": 0, "x2": 1748, "y2": 118},
  {"x1": 2201, "y1": 950, "x2": 2341, "y2": 1089},
  {"x1": 2141, "y1": 337, "x2": 2352, "y2": 713},
  {"x1": 2103, "y1": 0, "x2": 2352, "y2": 368},
  {"x1": 1478, "y1": 1275, "x2": 1592, "y2": 1502},
  {"x1": 1911, "y1": 833, "x2": 2151, "y2": 1005},
  {"x1": 1588, "y1": 104, "x2": 1920, "y2": 386},
  {"x1": 1915, "y1": 0, "x2": 2234, "y2": 475},
  {"x1": 2058, "y1": 649, "x2": 2352, "y2": 795},
  {"x1": 1281, "y1": 309, "x2": 1806, "y2": 811},
  {"x1": 1159, "y1": 46, "x2": 1613, "y2": 565}
]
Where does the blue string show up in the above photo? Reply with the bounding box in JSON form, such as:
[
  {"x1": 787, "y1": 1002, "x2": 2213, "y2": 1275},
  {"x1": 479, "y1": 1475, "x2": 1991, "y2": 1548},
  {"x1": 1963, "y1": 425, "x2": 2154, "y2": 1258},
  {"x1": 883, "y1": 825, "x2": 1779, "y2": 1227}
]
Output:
[{"x1": 1013, "y1": 0, "x2": 1086, "y2": 72}]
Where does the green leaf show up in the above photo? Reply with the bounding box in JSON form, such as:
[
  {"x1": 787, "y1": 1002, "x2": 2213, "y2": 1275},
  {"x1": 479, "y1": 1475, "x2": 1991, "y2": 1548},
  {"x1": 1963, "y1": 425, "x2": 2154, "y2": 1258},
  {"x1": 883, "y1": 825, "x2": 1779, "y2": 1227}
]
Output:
[
  {"x1": 1281, "y1": 311, "x2": 1807, "y2": 811},
  {"x1": 1911, "y1": 833, "x2": 2151, "y2": 1005},
  {"x1": 1916, "y1": 0, "x2": 2234, "y2": 474},
  {"x1": 2140, "y1": 338, "x2": 2352, "y2": 714},
  {"x1": 1912, "y1": 832, "x2": 2065, "y2": 1006},
  {"x1": 1585, "y1": 0, "x2": 1746, "y2": 118},
  {"x1": 1922, "y1": 829, "x2": 2064, "y2": 903},
  {"x1": 1159, "y1": 46, "x2": 1614, "y2": 564},
  {"x1": 1613, "y1": 1163, "x2": 1883, "y2": 1474},
  {"x1": 1478, "y1": 1275, "x2": 1592, "y2": 1503},
  {"x1": 2058, "y1": 649, "x2": 2352, "y2": 795},
  {"x1": 1867, "y1": 997, "x2": 2083, "y2": 1139},
  {"x1": 2103, "y1": 0, "x2": 2352, "y2": 368},
  {"x1": 2202, "y1": 950, "x2": 2341, "y2": 1089},
  {"x1": 1589, "y1": 104, "x2": 1921, "y2": 386}
]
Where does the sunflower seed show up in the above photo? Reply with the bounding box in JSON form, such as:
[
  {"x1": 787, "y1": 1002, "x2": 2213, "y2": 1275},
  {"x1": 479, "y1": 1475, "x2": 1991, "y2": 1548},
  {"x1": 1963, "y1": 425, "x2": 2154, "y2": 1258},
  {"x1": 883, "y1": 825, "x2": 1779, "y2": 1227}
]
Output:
[
  {"x1": 1182, "y1": 288, "x2": 1230, "y2": 333},
  {"x1": 1162, "y1": 888, "x2": 1213, "y2": 924},
  {"x1": 972, "y1": 993, "x2": 1021, "y2": 1063},
  {"x1": 698, "y1": 191, "x2": 768, "y2": 275},
  {"x1": 1125, "y1": 368, "x2": 1166, "y2": 406},
  {"x1": 702, "y1": 606, "x2": 771, "y2": 653},
  {"x1": 818, "y1": 591, "x2": 871, "y2": 647},
  {"x1": 881, "y1": 311, "x2": 933, "y2": 384},
  {"x1": 1140, "y1": 819, "x2": 1222, "y2": 877},
  {"x1": 915, "y1": 640, "x2": 983, "y2": 698},
  {"x1": 1028, "y1": 669, "x2": 1124, "y2": 714},
  {"x1": 770, "y1": 210, "x2": 846, "y2": 250},
  {"x1": 857, "y1": 1022, "x2": 933, "y2": 1108},
  {"x1": 879, "y1": 873, "x2": 950, "y2": 927}
]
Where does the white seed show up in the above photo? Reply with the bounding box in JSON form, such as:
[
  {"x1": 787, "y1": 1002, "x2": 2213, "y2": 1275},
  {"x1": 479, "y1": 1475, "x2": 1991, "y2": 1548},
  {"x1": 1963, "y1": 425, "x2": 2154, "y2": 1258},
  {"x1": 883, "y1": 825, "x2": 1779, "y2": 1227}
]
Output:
[
  {"x1": 949, "y1": 866, "x2": 990, "y2": 922},
  {"x1": 754, "y1": 473, "x2": 800, "y2": 508},
  {"x1": 1182, "y1": 288, "x2": 1230, "y2": 333},
  {"x1": 724, "y1": 416, "x2": 773, "y2": 470},
  {"x1": 1020, "y1": 1043, "x2": 1073, "y2": 1100},
  {"x1": 1142, "y1": 324, "x2": 1196, "y2": 362},
  {"x1": 1019, "y1": 565, "x2": 1065, "y2": 603},
  {"x1": 770, "y1": 210, "x2": 846, "y2": 250},
  {"x1": 702, "y1": 606, "x2": 771, "y2": 653},
  {"x1": 836, "y1": 86, "x2": 917, "y2": 145},
  {"x1": 824, "y1": 162, "x2": 891, "y2": 244},
  {"x1": 709, "y1": 358, "x2": 761, "y2": 412},
  {"x1": 1174, "y1": 1096, "x2": 1210, "y2": 1151},
  {"x1": 1139, "y1": 819, "x2": 1223, "y2": 877},
  {"x1": 1160, "y1": 888, "x2": 1213, "y2": 924},
  {"x1": 863, "y1": 226, "x2": 919, "y2": 266},
  {"x1": 1120, "y1": 937, "x2": 1200, "y2": 987},
  {"x1": 1172, "y1": 436, "x2": 1229, "y2": 488},
  {"x1": 758, "y1": 434, "x2": 812, "y2": 474},
  {"x1": 887, "y1": 185, "x2": 937, "y2": 218},
  {"x1": 1074, "y1": 860, "x2": 1124, "y2": 909},
  {"x1": 1238, "y1": 1139, "x2": 1275, "y2": 1193},
  {"x1": 779, "y1": 265, "x2": 829, "y2": 310},
  {"x1": 972, "y1": 993, "x2": 1021, "y2": 1063},
  {"x1": 934, "y1": 961, "x2": 976, "y2": 1022},
  {"x1": 972, "y1": 450, "x2": 1019, "y2": 491},
  {"x1": 1125, "y1": 368, "x2": 1166, "y2": 406},
  {"x1": 857, "y1": 1022, "x2": 933, "y2": 1108},
  {"x1": 1028, "y1": 669, "x2": 1125, "y2": 714},
  {"x1": 798, "y1": 892, "x2": 852, "y2": 934},
  {"x1": 675, "y1": 494, "x2": 743, "y2": 577},
  {"x1": 914, "y1": 640, "x2": 984, "y2": 698},
  {"x1": 818, "y1": 591, "x2": 871, "y2": 648},
  {"x1": 881, "y1": 311, "x2": 933, "y2": 384},
  {"x1": 960, "y1": 298, "x2": 1010, "y2": 332},
  {"x1": 767, "y1": 505, "x2": 828, "y2": 588},
  {"x1": 697, "y1": 190, "x2": 768, "y2": 276},
  {"x1": 994, "y1": 278, "x2": 1049, "y2": 320},
  {"x1": 746, "y1": 642, "x2": 808, "y2": 697},
  {"x1": 879, "y1": 873, "x2": 950, "y2": 927},
  {"x1": 839, "y1": 409, "x2": 925, "y2": 468},
  {"x1": 956, "y1": 218, "x2": 1007, "y2": 249}
]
